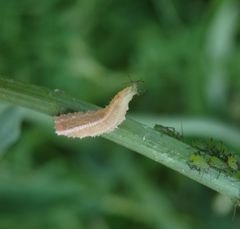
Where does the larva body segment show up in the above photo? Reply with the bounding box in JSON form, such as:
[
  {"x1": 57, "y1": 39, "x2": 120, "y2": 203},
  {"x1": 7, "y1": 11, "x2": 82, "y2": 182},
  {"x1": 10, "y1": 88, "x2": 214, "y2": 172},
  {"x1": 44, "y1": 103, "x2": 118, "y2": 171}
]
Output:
[{"x1": 54, "y1": 83, "x2": 138, "y2": 138}]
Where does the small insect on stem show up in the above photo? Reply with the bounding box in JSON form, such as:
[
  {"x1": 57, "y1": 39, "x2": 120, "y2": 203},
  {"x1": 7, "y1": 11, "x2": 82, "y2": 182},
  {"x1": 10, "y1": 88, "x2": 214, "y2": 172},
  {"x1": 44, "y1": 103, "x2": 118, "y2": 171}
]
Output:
[
  {"x1": 54, "y1": 83, "x2": 138, "y2": 138},
  {"x1": 227, "y1": 155, "x2": 239, "y2": 171},
  {"x1": 232, "y1": 200, "x2": 240, "y2": 220},
  {"x1": 154, "y1": 124, "x2": 183, "y2": 140},
  {"x1": 187, "y1": 152, "x2": 209, "y2": 173},
  {"x1": 207, "y1": 156, "x2": 228, "y2": 178}
]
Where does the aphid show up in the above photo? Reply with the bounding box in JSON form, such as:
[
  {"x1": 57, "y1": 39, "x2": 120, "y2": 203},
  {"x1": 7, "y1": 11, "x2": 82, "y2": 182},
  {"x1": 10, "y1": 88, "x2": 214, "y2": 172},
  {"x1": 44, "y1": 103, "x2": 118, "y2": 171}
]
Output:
[
  {"x1": 154, "y1": 124, "x2": 183, "y2": 140},
  {"x1": 233, "y1": 171, "x2": 240, "y2": 180},
  {"x1": 191, "y1": 138, "x2": 240, "y2": 179},
  {"x1": 227, "y1": 155, "x2": 239, "y2": 171},
  {"x1": 191, "y1": 138, "x2": 227, "y2": 161},
  {"x1": 54, "y1": 83, "x2": 138, "y2": 138},
  {"x1": 226, "y1": 154, "x2": 240, "y2": 180},
  {"x1": 207, "y1": 156, "x2": 228, "y2": 174},
  {"x1": 209, "y1": 140, "x2": 227, "y2": 161},
  {"x1": 214, "y1": 141, "x2": 225, "y2": 155},
  {"x1": 232, "y1": 199, "x2": 240, "y2": 220},
  {"x1": 191, "y1": 139, "x2": 211, "y2": 155},
  {"x1": 187, "y1": 153, "x2": 209, "y2": 173}
]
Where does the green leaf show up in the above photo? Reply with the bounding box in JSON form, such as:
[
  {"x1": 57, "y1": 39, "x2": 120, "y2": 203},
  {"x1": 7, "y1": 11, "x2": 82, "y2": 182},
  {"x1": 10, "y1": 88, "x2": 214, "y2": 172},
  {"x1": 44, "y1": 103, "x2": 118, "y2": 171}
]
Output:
[
  {"x1": 0, "y1": 77, "x2": 240, "y2": 201},
  {"x1": 0, "y1": 105, "x2": 22, "y2": 153}
]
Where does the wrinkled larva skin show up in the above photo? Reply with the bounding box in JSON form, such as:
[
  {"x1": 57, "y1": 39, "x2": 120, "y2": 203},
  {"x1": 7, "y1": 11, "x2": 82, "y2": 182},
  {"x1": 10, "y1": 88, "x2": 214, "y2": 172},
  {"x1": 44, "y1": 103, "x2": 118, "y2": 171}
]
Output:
[{"x1": 54, "y1": 83, "x2": 138, "y2": 139}]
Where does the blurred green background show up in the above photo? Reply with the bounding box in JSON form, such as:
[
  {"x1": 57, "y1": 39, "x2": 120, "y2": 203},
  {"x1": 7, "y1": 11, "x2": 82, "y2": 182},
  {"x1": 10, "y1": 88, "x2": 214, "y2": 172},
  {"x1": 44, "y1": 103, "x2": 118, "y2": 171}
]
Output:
[{"x1": 0, "y1": 0, "x2": 240, "y2": 228}]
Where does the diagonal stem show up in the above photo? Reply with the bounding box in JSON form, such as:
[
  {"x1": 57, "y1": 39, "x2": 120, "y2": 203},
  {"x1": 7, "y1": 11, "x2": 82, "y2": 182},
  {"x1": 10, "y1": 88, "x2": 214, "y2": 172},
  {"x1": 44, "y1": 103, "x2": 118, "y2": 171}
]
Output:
[{"x1": 0, "y1": 77, "x2": 239, "y2": 200}]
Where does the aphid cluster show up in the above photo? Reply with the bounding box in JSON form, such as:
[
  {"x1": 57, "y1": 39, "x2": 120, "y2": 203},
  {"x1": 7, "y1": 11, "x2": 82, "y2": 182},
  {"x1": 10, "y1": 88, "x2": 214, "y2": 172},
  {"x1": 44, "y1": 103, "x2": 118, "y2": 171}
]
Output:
[
  {"x1": 188, "y1": 138, "x2": 240, "y2": 179},
  {"x1": 154, "y1": 123, "x2": 240, "y2": 179}
]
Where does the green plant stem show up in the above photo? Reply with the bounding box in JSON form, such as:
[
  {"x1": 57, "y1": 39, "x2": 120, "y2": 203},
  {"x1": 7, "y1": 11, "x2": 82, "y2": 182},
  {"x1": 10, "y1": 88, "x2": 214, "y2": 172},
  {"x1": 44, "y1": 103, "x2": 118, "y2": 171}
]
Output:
[
  {"x1": 0, "y1": 77, "x2": 239, "y2": 200},
  {"x1": 133, "y1": 114, "x2": 240, "y2": 149}
]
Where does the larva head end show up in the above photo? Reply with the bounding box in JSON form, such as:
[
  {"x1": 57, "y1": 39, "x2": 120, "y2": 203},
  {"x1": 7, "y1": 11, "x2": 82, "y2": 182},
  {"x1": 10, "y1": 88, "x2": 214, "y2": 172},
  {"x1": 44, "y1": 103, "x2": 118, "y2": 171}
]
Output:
[{"x1": 131, "y1": 80, "x2": 145, "y2": 96}]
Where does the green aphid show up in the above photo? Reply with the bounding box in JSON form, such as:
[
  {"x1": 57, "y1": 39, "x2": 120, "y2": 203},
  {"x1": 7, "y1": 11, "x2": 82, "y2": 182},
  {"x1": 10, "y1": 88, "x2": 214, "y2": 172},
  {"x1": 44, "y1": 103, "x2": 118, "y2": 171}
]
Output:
[
  {"x1": 154, "y1": 124, "x2": 183, "y2": 140},
  {"x1": 191, "y1": 139, "x2": 213, "y2": 155},
  {"x1": 208, "y1": 156, "x2": 228, "y2": 172},
  {"x1": 227, "y1": 155, "x2": 239, "y2": 171},
  {"x1": 188, "y1": 153, "x2": 209, "y2": 172},
  {"x1": 192, "y1": 138, "x2": 226, "y2": 160},
  {"x1": 211, "y1": 141, "x2": 227, "y2": 161},
  {"x1": 214, "y1": 141, "x2": 225, "y2": 155},
  {"x1": 233, "y1": 171, "x2": 240, "y2": 180}
]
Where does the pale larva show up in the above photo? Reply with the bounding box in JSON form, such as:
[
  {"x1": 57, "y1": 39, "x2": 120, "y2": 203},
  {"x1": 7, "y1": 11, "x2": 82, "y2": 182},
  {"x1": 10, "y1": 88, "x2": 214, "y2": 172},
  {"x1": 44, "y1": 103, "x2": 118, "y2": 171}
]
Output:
[{"x1": 54, "y1": 83, "x2": 138, "y2": 138}]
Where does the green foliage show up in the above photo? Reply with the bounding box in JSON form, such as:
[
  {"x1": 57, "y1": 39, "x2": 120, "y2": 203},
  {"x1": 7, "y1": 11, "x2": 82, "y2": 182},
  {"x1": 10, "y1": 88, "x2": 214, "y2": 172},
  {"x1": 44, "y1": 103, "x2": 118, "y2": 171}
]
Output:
[
  {"x1": 0, "y1": 0, "x2": 240, "y2": 228},
  {"x1": 0, "y1": 105, "x2": 22, "y2": 153}
]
